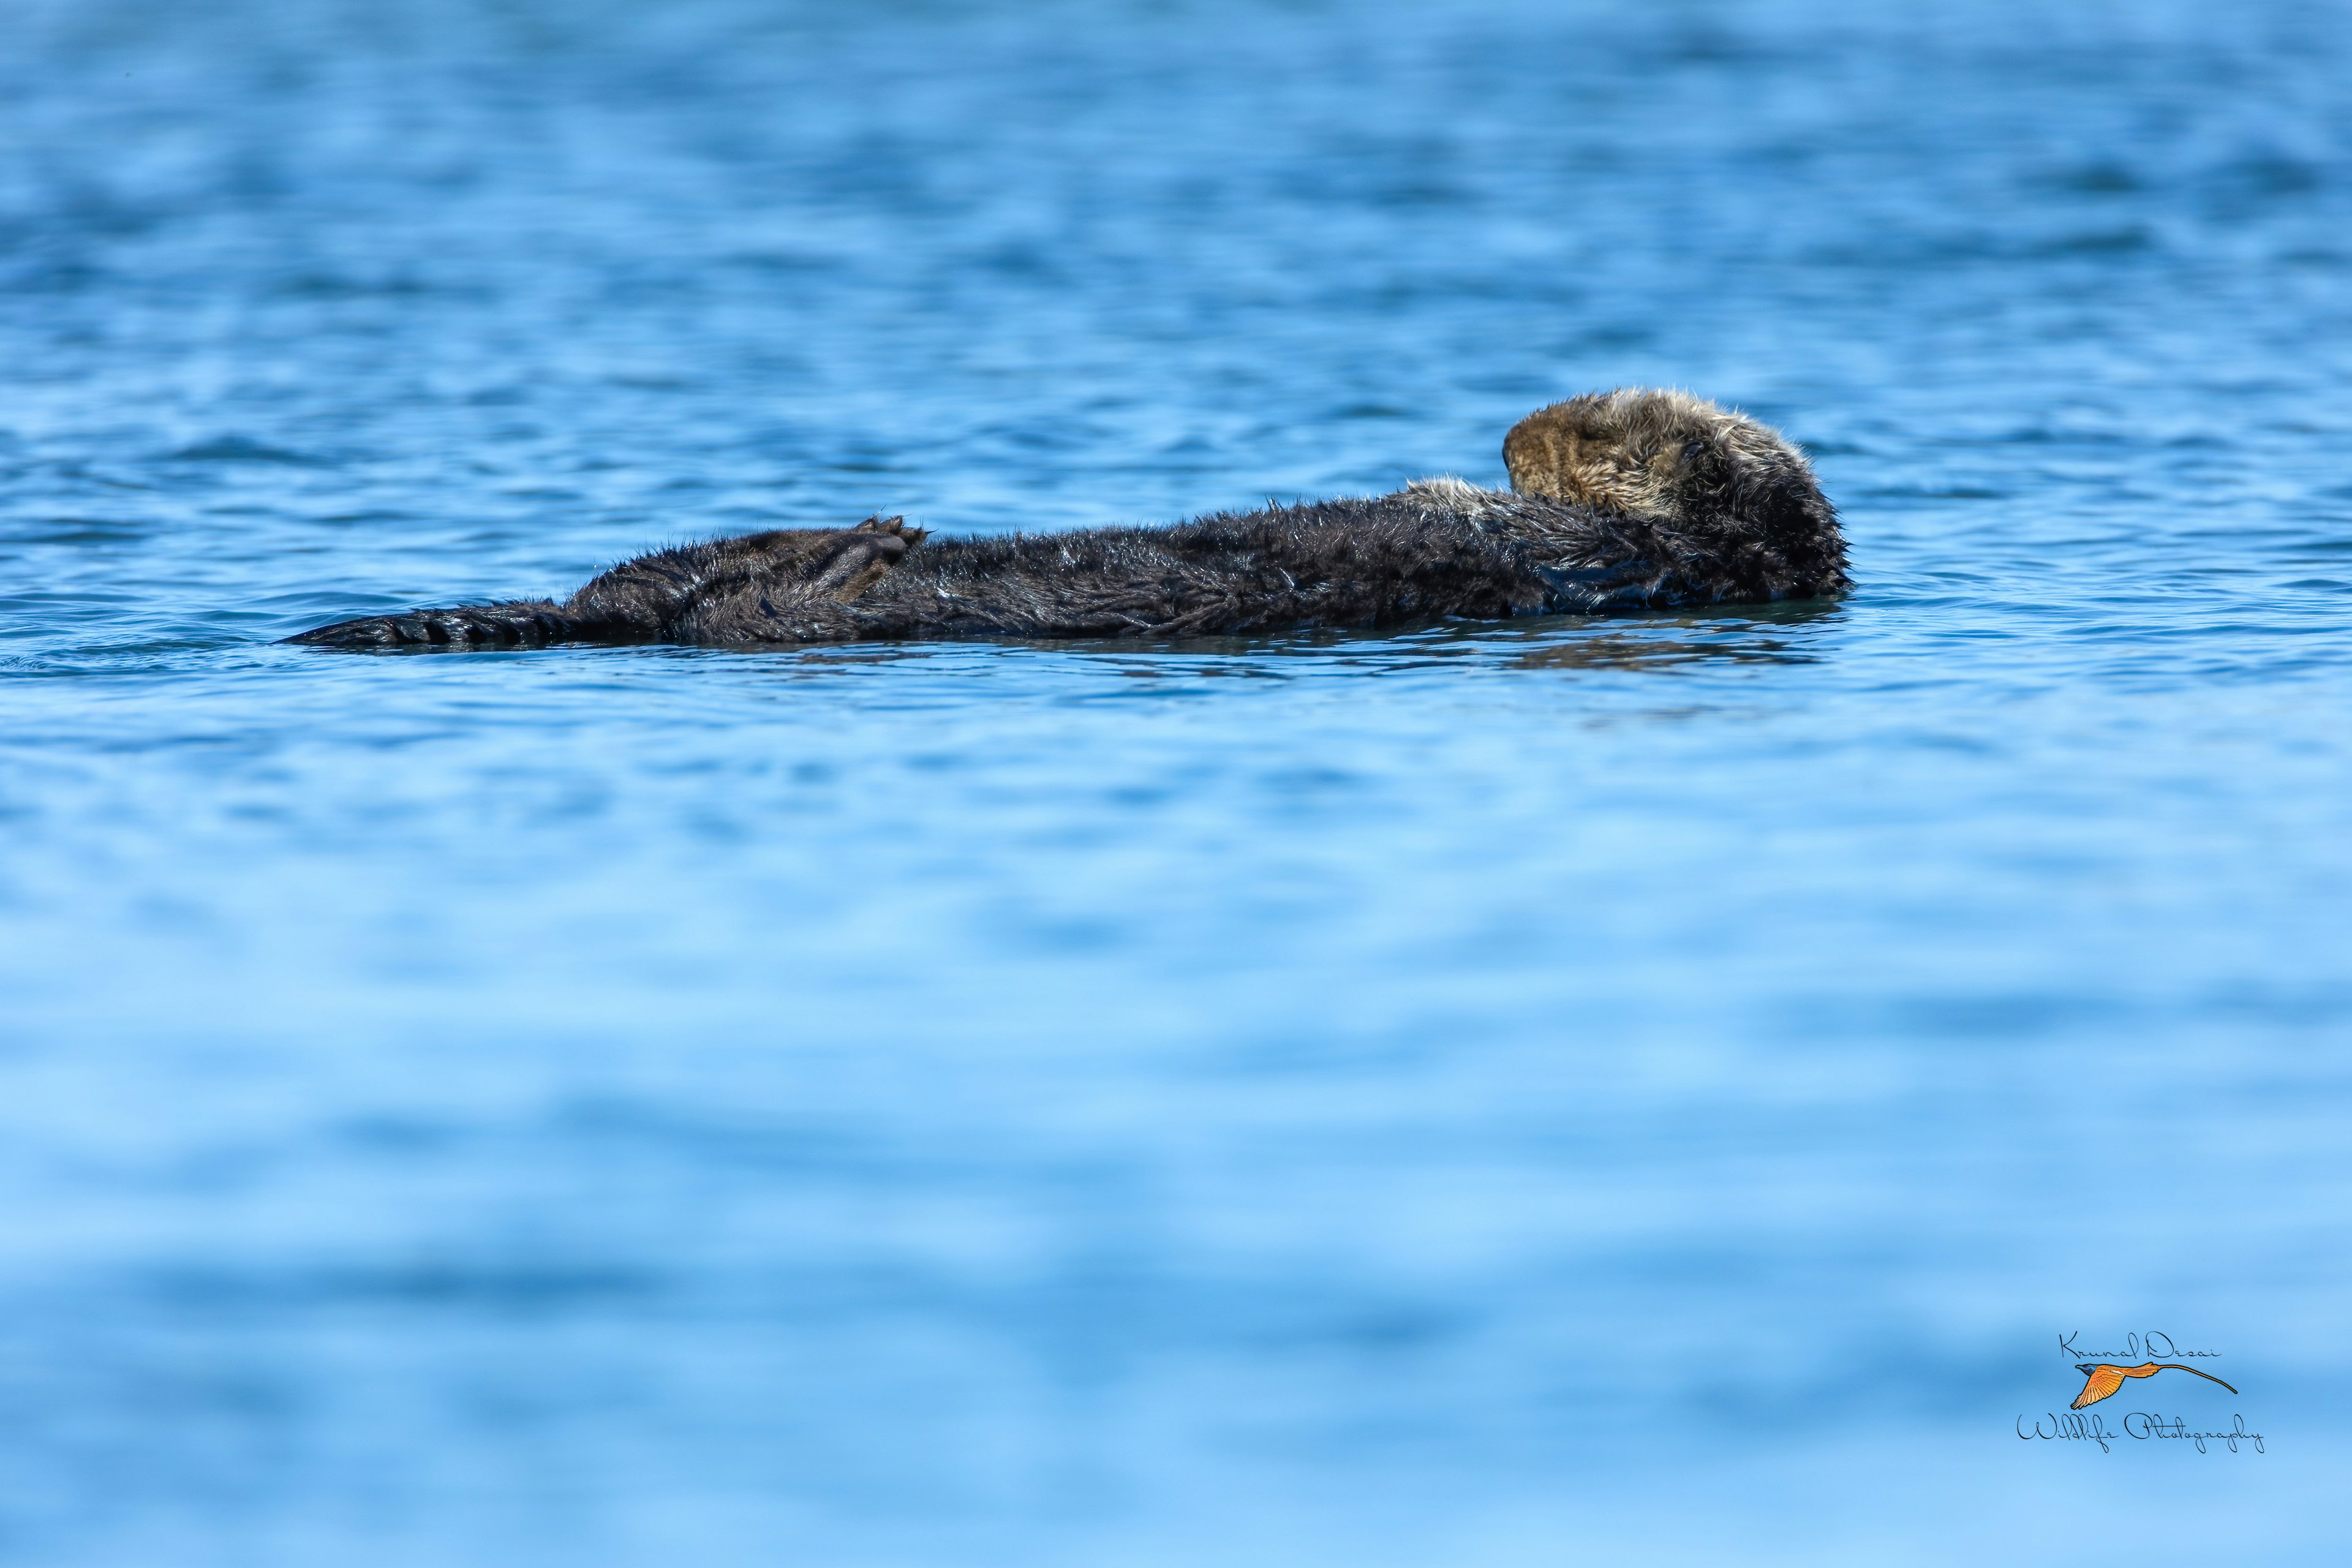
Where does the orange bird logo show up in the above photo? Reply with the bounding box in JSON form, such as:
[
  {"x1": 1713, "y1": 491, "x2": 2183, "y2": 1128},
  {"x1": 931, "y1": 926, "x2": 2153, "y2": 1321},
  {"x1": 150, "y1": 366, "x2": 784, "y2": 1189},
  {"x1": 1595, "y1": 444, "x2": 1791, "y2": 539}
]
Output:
[{"x1": 2070, "y1": 1362, "x2": 2237, "y2": 1409}]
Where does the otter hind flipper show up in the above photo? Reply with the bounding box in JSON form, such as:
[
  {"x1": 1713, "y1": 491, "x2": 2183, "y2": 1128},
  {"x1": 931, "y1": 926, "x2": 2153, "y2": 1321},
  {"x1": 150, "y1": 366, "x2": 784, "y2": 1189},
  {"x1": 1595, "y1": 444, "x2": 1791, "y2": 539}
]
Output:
[
  {"x1": 664, "y1": 519, "x2": 928, "y2": 645},
  {"x1": 821, "y1": 516, "x2": 927, "y2": 602},
  {"x1": 287, "y1": 600, "x2": 577, "y2": 650}
]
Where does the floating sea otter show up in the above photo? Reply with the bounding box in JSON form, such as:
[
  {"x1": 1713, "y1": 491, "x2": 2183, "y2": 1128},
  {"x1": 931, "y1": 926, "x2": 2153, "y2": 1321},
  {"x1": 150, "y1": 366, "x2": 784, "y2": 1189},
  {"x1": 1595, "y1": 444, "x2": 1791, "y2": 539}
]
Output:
[{"x1": 290, "y1": 389, "x2": 1847, "y2": 650}]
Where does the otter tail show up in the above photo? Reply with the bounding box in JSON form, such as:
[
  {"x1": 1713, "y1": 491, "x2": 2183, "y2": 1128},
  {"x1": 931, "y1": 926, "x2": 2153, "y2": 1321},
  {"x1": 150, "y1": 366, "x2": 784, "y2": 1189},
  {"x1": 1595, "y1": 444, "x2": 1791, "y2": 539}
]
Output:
[{"x1": 286, "y1": 600, "x2": 583, "y2": 650}]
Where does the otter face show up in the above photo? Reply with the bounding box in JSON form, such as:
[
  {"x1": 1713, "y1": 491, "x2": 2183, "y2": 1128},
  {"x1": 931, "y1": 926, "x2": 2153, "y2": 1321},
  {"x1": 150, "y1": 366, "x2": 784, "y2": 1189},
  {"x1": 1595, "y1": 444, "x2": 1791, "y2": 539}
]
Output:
[
  {"x1": 1503, "y1": 390, "x2": 1692, "y2": 516},
  {"x1": 1502, "y1": 388, "x2": 1833, "y2": 548}
]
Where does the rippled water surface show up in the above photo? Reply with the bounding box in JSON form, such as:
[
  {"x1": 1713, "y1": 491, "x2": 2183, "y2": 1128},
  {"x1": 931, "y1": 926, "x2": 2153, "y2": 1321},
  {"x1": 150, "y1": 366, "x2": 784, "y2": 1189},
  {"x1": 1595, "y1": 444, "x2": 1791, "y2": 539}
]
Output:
[{"x1": 4, "y1": 1, "x2": 2350, "y2": 1561}]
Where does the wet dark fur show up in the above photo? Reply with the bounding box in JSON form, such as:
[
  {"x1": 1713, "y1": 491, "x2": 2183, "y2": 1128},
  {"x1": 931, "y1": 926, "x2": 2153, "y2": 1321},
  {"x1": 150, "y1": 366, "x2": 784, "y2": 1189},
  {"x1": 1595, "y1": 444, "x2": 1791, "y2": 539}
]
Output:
[{"x1": 290, "y1": 391, "x2": 1847, "y2": 651}]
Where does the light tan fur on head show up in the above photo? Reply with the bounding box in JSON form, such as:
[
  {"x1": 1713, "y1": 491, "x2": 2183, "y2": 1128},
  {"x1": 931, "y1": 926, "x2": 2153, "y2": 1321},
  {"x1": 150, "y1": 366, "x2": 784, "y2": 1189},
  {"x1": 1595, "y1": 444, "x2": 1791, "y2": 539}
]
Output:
[{"x1": 1502, "y1": 388, "x2": 1801, "y2": 515}]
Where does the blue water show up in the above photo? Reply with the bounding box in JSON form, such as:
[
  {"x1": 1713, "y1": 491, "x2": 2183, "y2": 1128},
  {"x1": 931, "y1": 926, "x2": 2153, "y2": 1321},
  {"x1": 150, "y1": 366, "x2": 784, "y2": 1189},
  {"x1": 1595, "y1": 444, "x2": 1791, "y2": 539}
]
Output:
[{"x1": 3, "y1": 0, "x2": 2348, "y2": 1561}]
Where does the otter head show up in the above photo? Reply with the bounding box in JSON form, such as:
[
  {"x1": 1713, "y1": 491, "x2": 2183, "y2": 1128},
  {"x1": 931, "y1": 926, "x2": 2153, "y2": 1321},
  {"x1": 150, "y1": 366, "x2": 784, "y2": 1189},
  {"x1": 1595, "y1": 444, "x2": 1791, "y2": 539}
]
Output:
[{"x1": 1502, "y1": 389, "x2": 1841, "y2": 584}]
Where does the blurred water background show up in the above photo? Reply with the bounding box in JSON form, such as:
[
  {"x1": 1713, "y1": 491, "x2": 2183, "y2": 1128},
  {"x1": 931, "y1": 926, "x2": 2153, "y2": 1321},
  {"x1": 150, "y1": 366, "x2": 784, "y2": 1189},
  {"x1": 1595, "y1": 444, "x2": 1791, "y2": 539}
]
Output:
[{"x1": 3, "y1": 0, "x2": 2350, "y2": 1561}]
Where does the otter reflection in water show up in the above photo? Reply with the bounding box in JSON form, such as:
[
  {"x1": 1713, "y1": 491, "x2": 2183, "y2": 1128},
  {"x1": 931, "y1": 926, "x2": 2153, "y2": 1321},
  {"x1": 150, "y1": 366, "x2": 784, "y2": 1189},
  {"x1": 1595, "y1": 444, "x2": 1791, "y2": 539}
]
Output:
[{"x1": 290, "y1": 390, "x2": 1847, "y2": 651}]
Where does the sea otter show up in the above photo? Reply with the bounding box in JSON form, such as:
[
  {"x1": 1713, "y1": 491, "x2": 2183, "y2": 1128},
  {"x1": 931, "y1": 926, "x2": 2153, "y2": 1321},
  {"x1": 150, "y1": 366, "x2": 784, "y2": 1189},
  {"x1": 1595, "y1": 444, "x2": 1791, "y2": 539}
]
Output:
[{"x1": 289, "y1": 389, "x2": 1846, "y2": 650}]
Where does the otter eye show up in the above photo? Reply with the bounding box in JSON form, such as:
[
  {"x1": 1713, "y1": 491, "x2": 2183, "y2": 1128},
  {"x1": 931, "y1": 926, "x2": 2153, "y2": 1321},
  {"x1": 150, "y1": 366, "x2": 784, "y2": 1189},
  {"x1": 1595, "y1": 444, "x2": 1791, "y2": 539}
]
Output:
[{"x1": 1681, "y1": 440, "x2": 1705, "y2": 464}]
